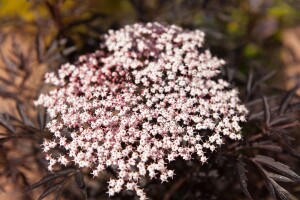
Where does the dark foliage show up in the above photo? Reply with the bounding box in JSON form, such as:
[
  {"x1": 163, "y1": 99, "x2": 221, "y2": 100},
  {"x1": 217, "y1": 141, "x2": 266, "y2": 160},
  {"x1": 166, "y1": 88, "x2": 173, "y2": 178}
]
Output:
[{"x1": 0, "y1": 0, "x2": 300, "y2": 200}]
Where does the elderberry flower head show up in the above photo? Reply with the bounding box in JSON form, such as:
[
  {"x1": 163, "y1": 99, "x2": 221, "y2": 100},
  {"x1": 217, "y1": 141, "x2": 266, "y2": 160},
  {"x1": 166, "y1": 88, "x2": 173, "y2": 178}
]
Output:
[{"x1": 35, "y1": 22, "x2": 248, "y2": 199}]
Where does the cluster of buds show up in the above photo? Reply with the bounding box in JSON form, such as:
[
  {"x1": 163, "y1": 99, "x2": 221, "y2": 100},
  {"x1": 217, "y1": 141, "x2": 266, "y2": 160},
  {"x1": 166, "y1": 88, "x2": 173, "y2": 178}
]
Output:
[{"x1": 35, "y1": 22, "x2": 248, "y2": 199}]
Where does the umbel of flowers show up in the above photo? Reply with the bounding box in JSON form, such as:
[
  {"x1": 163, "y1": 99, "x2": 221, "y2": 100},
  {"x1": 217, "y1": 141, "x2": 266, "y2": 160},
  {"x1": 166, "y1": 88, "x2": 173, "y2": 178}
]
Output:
[{"x1": 35, "y1": 22, "x2": 248, "y2": 199}]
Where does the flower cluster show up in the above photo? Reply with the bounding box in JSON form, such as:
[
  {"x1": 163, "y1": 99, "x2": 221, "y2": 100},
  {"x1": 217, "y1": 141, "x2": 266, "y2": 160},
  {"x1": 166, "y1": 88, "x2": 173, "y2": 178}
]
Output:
[{"x1": 35, "y1": 22, "x2": 248, "y2": 199}]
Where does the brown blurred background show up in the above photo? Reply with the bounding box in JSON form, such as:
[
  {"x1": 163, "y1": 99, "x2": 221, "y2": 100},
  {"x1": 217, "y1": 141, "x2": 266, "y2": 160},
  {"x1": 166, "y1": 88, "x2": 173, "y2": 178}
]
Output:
[{"x1": 0, "y1": 0, "x2": 300, "y2": 199}]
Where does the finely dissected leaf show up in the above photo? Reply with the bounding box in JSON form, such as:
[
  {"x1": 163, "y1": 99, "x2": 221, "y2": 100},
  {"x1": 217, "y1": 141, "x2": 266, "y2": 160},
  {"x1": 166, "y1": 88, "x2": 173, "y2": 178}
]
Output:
[
  {"x1": 0, "y1": 113, "x2": 15, "y2": 133},
  {"x1": 38, "y1": 181, "x2": 64, "y2": 200},
  {"x1": 236, "y1": 158, "x2": 253, "y2": 200},
  {"x1": 269, "y1": 178, "x2": 297, "y2": 200},
  {"x1": 279, "y1": 85, "x2": 299, "y2": 115},
  {"x1": 266, "y1": 179, "x2": 277, "y2": 200},
  {"x1": 74, "y1": 171, "x2": 87, "y2": 200},
  {"x1": 17, "y1": 103, "x2": 34, "y2": 127},
  {"x1": 254, "y1": 155, "x2": 300, "y2": 181},
  {"x1": 28, "y1": 169, "x2": 75, "y2": 191},
  {"x1": 268, "y1": 173, "x2": 293, "y2": 182},
  {"x1": 262, "y1": 96, "x2": 271, "y2": 126},
  {"x1": 253, "y1": 162, "x2": 278, "y2": 200}
]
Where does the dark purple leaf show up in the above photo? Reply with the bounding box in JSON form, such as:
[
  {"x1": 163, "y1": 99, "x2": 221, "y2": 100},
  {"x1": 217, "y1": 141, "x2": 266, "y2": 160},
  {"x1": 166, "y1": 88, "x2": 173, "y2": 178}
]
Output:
[
  {"x1": 269, "y1": 178, "x2": 297, "y2": 200},
  {"x1": 254, "y1": 155, "x2": 300, "y2": 181},
  {"x1": 269, "y1": 116, "x2": 294, "y2": 126},
  {"x1": 257, "y1": 70, "x2": 277, "y2": 84},
  {"x1": 251, "y1": 71, "x2": 276, "y2": 94},
  {"x1": 0, "y1": 113, "x2": 15, "y2": 133},
  {"x1": 38, "y1": 181, "x2": 64, "y2": 200},
  {"x1": 262, "y1": 96, "x2": 271, "y2": 126},
  {"x1": 74, "y1": 171, "x2": 87, "y2": 200},
  {"x1": 37, "y1": 110, "x2": 45, "y2": 130},
  {"x1": 236, "y1": 158, "x2": 253, "y2": 200},
  {"x1": 35, "y1": 32, "x2": 44, "y2": 63},
  {"x1": 246, "y1": 69, "x2": 253, "y2": 98},
  {"x1": 28, "y1": 169, "x2": 75, "y2": 191},
  {"x1": 17, "y1": 103, "x2": 34, "y2": 127},
  {"x1": 279, "y1": 85, "x2": 299, "y2": 115},
  {"x1": 268, "y1": 173, "x2": 293, "y2": 183},
  {"x1": 252, "y1": 144, "x2": 282, "y2": 152},
  {"x1": 266, "y1": 179, "x2": 277, "y2": 200},
  {"x1": 270, "y1": 128, "x2": 295, "y2": 147}
]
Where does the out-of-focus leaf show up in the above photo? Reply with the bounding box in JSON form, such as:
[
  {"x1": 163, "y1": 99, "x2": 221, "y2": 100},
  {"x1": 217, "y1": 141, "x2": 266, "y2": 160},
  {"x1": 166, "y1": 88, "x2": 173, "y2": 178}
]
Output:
[
  {"x1": 0, "y1": 113, "x2": 15, "y2": 133},
  {"x1": 269, "y1": 116, "x2": 294, "y2": 126},
  {"x1": 35, "y1": 32, "x2": 44, "y2": 63},
  {"x1": 37, "y1": 108, "x2": 46, "y2": 130},
  {"x1": 270, "y1": 128, "x2": 295, "y2": 147},
  {"x1": 0, "y1": 136, "x2": 13, "y2": 143},
  {"x1": 246, "y1": 69, "x2": 253, "y2": 99},
  {"x1": 251, "y1": 71, "x2": 276, "y2": 94},
  {"x1": 279, "y1": 85, "x2": 299, "y2": 115},
  {"x1": 0, "y1": 88, "x2": 19, "y2": 100},
  {"x1": 262, "y1": 96, "x2": 271, "y2": 126},
  {"x1": 27, "y1": 169, "x2": 75, "y2": 191},
  {"x1": 74, "y1": 171, "x2": 87, "y2": 200},
  {"x1": 252, "y1": 143, "x2": 283, "y2": 152},
  {"x1": 38, "y1": 181, "x2": 64, "y2": 200},
  {"x1": 17, "y1": 103, "x2": 34, "y2": 127},
  {"x1": 62, "y1": 45, "x2": 77, "y2": 56}
]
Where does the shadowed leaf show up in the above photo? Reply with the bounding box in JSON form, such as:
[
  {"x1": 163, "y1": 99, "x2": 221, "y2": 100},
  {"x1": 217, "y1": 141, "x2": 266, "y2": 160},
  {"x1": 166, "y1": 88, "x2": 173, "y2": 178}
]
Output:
[
  {"x1": 268, "y1": 173, "x2": 293, "y2": 182},
  {"x1": 236, "y1": 158, "x2": 253, "y2": 200},
  {"x1": 38, "y1": 180, "x2": 64, "y2": 200},
  {"x1": 17, "y1": 103, "x2": 34, "y2": 127},
  {"x1": 252, "y1": 143, "x2": 283, "y2": 152},
  {"x1": 35, "y1": 32, "x2": 44, "y2": 63},
  {"x1": 262, "y1": 96, "x2": 271, "y2": 126},
  {"x1": 251, "y1": 71, "x2": 276, "y2": 94},
  {"x1": 254, "y1": 155, "x2": 300, "y2": 181},
  {"x1": 257, "y1": 70, "x2": 277, "y2": 84},
  {"x1": 0, "y1": 113, "x2": 15, "y2": 133},
  {"x1": 37, "y1": 108, "x2": 48, "y2": 130},
  {"x1": 27, "y1": 169, "x2": 75, "y2": 191},
  {"x1": 246, "y1": 69, "x2": 253, "y2": 98},
  {"x1": 269, "y1": 178, "x2": 297, "y2": 200},
  {"x1": 74, "y1": 171, "x2": 87, "y2": 200},
  {"x1": 266, "y1": 179, "x2": 277, "y2": 200},
  {"x1": 279, "y1": 85, "x2": 299, "y2": 115}
]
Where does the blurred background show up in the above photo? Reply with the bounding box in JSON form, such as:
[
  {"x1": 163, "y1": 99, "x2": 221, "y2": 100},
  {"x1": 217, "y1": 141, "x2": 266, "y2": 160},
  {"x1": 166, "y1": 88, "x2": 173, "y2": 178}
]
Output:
[{"x1": 0, "y1": 0, "x2": 300, "y2": 199}]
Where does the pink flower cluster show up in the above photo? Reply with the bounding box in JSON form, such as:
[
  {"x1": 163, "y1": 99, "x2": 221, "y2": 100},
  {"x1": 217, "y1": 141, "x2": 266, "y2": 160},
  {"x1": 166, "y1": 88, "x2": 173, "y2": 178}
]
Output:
[{"x1": 35, "y1": 22, "x2": 248, "y2": 199}]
